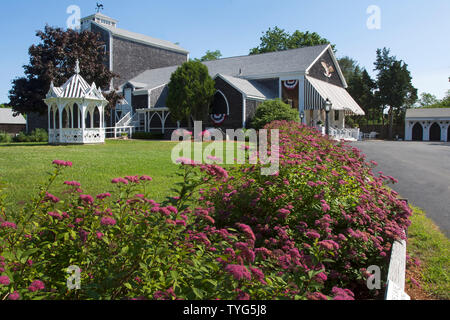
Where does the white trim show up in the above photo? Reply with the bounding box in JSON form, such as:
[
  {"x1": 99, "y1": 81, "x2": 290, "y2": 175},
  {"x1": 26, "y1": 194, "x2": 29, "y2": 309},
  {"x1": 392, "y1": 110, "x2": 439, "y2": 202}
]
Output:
[
  {"x1": 242, "y1": 95, "x2": 247, "y2": 129},
  {"x1": 214, "y1": 90, "x2": 230, "y2": 115},
  {"x1": 245, "y1": 71, "x2": 305, "y2": 81}
]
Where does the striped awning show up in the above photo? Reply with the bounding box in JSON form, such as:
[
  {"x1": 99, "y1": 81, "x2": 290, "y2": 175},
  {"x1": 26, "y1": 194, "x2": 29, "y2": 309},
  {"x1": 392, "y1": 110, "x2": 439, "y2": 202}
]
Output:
[{"x1": 305, "y1": 76, "x2": 365, "y2": 116}]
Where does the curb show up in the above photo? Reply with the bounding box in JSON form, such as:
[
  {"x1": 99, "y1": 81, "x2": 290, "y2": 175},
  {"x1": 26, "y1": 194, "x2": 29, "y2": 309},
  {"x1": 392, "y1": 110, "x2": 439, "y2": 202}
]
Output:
[{"x1": 385, "y1": 238, "x2": 410, "y2": 300}]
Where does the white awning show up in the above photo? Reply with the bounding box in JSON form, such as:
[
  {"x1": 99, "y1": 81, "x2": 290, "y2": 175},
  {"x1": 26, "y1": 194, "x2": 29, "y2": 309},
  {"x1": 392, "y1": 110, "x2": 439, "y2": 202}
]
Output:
[{"x1": 305, "y1": 76, "x2": 365, "y2": 116}]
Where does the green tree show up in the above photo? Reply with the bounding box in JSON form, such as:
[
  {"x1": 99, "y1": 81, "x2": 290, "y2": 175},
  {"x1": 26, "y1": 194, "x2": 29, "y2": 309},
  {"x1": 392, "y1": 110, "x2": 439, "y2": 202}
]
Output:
[
  {"x1": 337, "y1": 57, "x2": 361, "y2": 82},
  {"x1": 417, "y1": 92, "x2": 440, "y2": 108},
  {"x1": 200, "y1": 50, "x2": 222, "y2": 62},
  {"x1": 8, "y1": 25, "x2": 118, "y2": 116},
  {"x1": 347, "y1": 69, "x2": 378, "y2": 127},
  {"x1": 250, "y1": 99, "x2": 299, "y2": 129},
  {"x1": 166, "y1": 61, "x2": 216, "y2": 130},
  {"x1": 250, "y1": 27, "x2": 335, "y2": 55},
  {"x1": 0, "y1": 104, "x2": 10, "y2": 109},
  {"x1": 374, "y1": 48, "x2": 418, "y2": 139}
]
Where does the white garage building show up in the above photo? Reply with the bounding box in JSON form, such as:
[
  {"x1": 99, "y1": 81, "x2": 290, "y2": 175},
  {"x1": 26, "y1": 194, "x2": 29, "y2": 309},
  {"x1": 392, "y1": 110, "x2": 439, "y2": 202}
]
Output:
[{"x1": 405, "y1": 108, "x2": 450, "y2": 141}]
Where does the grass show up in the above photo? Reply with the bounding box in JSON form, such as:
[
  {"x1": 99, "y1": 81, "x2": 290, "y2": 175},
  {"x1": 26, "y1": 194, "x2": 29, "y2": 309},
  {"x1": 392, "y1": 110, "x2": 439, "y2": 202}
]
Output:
[
  {"x1": 0, "y1": 139, "x2": 246, "y2": 212},
  {"x1": 407, "y1": 206, "x2": 450, "y2": 299}
]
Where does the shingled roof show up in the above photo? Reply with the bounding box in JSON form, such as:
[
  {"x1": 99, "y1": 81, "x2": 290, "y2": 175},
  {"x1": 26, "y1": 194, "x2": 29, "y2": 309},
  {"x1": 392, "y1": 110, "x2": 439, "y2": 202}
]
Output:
[
  {"x1": 406, "y1": 108, "x2": 450, "y2": 118},
  {"x1": 0, "y1": 108, "x2": 26, "y2": 125},
  {"x1": 92, "y1": 21, "x2": 189, "y2": 54},
  {"x1": 126, "y1": 44, "x2": 330, "y2": 90}
]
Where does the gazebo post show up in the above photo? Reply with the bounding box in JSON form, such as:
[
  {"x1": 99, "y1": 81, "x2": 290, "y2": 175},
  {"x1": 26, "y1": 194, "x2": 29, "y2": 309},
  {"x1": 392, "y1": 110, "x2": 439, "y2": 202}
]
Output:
[{"x1": 58, "y1": 103, "x2": 64, "y2": 143}]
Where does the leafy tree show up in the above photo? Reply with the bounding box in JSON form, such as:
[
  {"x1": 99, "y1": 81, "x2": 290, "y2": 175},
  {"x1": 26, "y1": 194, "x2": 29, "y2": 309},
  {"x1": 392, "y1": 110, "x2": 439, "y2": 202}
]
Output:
[
  {"x1": 0, "y1": 104, "x2": 10, "y2": 109},
  {"x1": 8, "y1": 25, "x2": 118, "y2": 116},
  {"x1": 250, "y1": 99, "x2": 299, "y2": 129},
  {"x1": 200, "y1": 50, "x2": 222, "y2": 62},
  {"x1": 166, "y1": 61, "x2": 216, "y2": 130},
  {"x1": 374, "y1": 48, "x2": 417, "y2": 139},
  {"x1": 417, "y1": 92, "x2": 440, "y2": 108},
  {"x1": 419, "y1": 90, "x2": 450, "y2": 109},
  {"x1": 347, "y1": 69, "x2": 378, "y2": 127},
  {"x1": 250, "y1": 27, "x2": 335, "y2": 55},
  {"x1": 337, "y1": 57, "x2": 361, "y2": 82}
]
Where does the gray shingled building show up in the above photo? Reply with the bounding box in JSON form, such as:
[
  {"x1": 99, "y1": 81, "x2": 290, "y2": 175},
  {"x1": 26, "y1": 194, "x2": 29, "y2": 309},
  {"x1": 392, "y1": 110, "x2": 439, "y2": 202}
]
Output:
[
  {"x1": 121, "y1": 42, "x2": 364, "y2": 140},
  {"x1": 30, "y1": 12, "x2": 364, "y2": 141}
]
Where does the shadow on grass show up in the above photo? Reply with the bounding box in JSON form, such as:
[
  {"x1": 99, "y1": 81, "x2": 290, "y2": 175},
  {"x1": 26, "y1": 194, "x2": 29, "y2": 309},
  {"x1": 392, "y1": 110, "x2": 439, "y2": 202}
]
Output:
[{"x1": 0, "y1": 143, "x2": 50, "y2": 148}]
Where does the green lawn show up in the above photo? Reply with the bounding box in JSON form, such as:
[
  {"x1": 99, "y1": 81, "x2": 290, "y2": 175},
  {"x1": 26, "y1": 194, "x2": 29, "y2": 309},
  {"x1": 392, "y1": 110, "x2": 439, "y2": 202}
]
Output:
[
  {"x1": 0, "y1": 139, "x2": 244, "y2": 211},
  {"x1": 407, "y1": 206, "x2": 450, "y2": 299}
]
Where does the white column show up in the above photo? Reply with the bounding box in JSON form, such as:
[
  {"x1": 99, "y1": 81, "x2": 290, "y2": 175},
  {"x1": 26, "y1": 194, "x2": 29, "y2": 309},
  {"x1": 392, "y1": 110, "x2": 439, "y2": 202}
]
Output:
[
  {"x1": 443, "y1": 123, "x2": 449, "y2": 142},
  {"x1": 298, "y1": 76, "x2": 305, "y2": 124},
  {"x1": 405, "y1": 121, "x2": 411, "y2": 141},
  {"x1": 47, "y1": 106, "x2": 51, "y2": 131},
  {"x1": 242, "y1": 95, "x2": 247, "y2": 128},
  {"x1": 423, "y1": 122, "x2": 430, "y2": 141},
  {"x1": 81, "y1": 105, "x2": 86, "y2": 130}
]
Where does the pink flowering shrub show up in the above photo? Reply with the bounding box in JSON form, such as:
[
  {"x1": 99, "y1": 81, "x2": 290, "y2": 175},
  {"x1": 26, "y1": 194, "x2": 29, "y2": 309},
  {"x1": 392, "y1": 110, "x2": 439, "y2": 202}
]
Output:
[
  {"x1": 0, "y1": 121, "x2": 412, "y2": 300},
  {"x1": 192, "y1": 121, "x2": 412, "y2": 299},
  {"x1": 0, "y1": 159, "x2": 315, "y2": 300}
]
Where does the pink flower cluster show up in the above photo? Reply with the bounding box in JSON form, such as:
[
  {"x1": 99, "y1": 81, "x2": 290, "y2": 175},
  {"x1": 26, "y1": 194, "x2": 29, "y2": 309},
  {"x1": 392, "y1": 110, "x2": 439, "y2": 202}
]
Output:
[{"x1": 52, "y1": 160, "x2": 73, "y2": 167}]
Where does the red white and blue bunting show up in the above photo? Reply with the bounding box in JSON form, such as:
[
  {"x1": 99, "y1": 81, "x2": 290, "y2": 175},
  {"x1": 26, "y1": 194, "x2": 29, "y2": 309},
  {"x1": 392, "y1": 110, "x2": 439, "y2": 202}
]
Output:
[
  {"x1": 284, "y1": 80, "x2": 299, "y2": 90},
  {"x1": 211, "y1": 114, "x2": 227, "y2": 124}
]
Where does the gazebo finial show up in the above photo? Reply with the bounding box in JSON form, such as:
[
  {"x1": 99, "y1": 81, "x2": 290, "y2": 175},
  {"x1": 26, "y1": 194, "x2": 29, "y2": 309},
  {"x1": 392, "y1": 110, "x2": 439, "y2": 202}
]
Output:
[{"x1": 75, "y1": 59, "x2": 80, "y2": 74}]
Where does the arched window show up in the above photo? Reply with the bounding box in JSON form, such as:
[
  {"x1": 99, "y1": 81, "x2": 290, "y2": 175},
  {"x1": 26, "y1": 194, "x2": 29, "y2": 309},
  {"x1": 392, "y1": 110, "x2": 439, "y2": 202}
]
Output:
[
  {"x1": 94, "y1": 107, "x2": 101, "y2": 128},
  {"x1": 210, "y1": 90, "x2": 229, "y2": 116},
  {"x1": 85, "y1": 111, "x2": 92, "y2": 129},
  {"x1": 73, "y1": 104, "x2": 80, "y2": 129},
  {"x1": 62, "y1": 107, "x2": 70, "y2": 128},
  {"x1": 412, "y1": 122, "x2": 423, "y2": 141},
  {"x1": 429, "y1": 122, "x2": 441, "y2": 141}
]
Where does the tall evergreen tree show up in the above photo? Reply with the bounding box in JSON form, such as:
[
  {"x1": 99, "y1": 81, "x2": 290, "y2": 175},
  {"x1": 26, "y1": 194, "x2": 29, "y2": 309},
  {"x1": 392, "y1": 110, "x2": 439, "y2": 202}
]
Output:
[
  {"x1": 166, "y1": 61, "x2": 216, "y2": 131},
  {"x1": 374, "y1": 48, "x2": 417, "y2": 139}
]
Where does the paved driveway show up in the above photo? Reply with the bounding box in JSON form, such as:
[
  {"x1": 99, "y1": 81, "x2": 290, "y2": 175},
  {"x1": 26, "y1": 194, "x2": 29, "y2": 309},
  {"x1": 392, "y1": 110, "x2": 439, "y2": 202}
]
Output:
[{"x1": 350, "y1": 141, "x2": 450, "y2": 237}]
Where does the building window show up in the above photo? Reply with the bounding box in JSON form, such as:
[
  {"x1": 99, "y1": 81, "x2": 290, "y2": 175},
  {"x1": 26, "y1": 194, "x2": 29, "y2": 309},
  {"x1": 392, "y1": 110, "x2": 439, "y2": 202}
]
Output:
[{"x1": 334, "y1": 111, "x2": 340, "y2": 121}]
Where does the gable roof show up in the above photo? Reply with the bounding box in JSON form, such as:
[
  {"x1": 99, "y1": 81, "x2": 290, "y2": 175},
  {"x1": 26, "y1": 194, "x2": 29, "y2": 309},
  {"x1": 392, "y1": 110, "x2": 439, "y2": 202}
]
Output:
[
  {"x1": 92, "y1": 21, "x2": 189, "y2": 54},
  {"x1": 215, "y1": 74, "x2": 277, "y2": 100},
  {"x1": 126, "y1": 44, "x2": 331, "y2": 90},
  {"x1": 0, "y1": 108, "x2": 26, "y2": 125},
  {"x1": 406, "y1": 108, "x2": 450, "y2": 118}
]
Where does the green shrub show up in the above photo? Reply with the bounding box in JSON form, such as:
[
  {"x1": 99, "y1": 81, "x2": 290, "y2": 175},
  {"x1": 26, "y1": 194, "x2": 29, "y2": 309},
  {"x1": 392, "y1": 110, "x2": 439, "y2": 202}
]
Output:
[
  {"x1": 133, "y1": 132, "x2": 166, "y2": 140},
  {"x1": 250, "y1": 99, "x2": 299, "y2": 129},
  {"x1": 0, "y1": 132, "x2": 12, "y2": 143},
  {"x1": 12, "y1": 129, "x2": 48, "y2": 143}
]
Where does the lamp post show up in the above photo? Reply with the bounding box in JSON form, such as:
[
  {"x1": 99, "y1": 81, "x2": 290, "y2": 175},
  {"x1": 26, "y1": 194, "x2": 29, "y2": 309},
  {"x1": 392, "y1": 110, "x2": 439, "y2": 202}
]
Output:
[
  {"x1": 324, "y1": 98, "x2": 332, "y2": 136},
  {"x1": 300, "y1": 111, "x2": 305, "y2": 125}
]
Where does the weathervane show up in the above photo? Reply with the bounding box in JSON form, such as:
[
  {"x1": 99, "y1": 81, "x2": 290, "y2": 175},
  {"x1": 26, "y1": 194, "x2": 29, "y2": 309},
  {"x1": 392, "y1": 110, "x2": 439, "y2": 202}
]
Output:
[{"x1": 96, "y1": 2, "x2": 104, "y2": 13}]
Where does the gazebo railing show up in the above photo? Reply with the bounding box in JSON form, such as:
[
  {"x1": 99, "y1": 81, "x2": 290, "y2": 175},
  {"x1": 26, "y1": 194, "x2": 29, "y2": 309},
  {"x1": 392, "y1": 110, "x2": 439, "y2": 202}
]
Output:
[{"x1": 49, "y1": 128, "x2": 105, "y2": 144}]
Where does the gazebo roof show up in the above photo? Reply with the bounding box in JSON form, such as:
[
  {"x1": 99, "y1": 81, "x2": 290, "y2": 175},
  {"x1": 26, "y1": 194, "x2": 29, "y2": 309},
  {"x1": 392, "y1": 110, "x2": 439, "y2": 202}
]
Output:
[{"x1": 45, "y1": 60, "x2": 107, "y2": 102}]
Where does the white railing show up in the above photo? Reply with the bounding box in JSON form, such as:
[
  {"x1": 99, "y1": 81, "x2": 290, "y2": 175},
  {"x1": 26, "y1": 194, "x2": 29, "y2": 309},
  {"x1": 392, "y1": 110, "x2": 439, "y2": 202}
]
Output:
[
  {"x1": 49, "y1": 128, "x2": 105, "y2": 144},
  {"x1": 116, "y1": 112, "x2": 132, "y2": 127},
  {"x1": 316, "y1": 126, "x2": 360, "y2": 141},
  {"x1": 105, "y1": 126, "x2": 134, "y2": 139}
]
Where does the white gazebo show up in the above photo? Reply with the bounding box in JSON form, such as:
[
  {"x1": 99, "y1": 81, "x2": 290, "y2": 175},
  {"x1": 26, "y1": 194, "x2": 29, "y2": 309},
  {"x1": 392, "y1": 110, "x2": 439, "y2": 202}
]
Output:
[{"x1": 44, "y1": 60, "x2": 108, "y2": 144}]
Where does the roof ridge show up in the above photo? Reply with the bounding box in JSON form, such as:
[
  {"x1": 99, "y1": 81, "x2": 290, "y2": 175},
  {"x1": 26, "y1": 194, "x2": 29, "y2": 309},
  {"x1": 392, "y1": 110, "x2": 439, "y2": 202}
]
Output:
[{"x1": 203, "y1": 44, "x2": 330, "y2": 64}]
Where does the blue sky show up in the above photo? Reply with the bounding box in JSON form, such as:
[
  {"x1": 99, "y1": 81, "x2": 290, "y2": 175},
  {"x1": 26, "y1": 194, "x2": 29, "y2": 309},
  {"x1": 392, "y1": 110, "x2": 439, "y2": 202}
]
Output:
[{"x1": 0, "y1": 0, "x2": 449, "y2": 103}]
